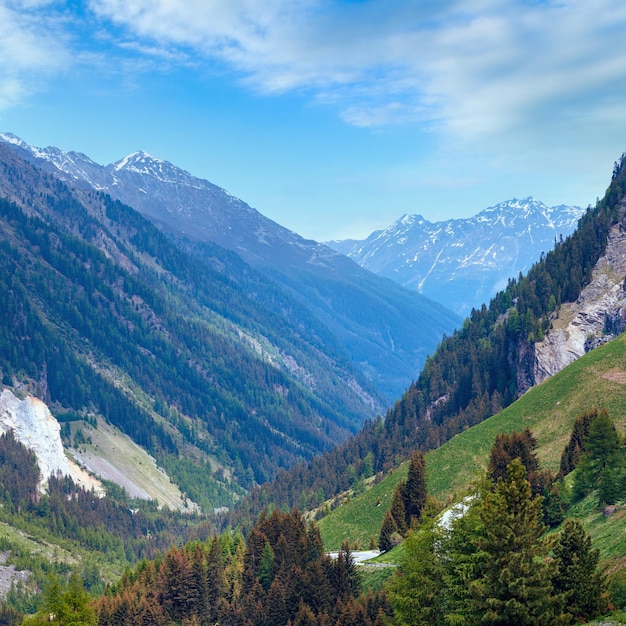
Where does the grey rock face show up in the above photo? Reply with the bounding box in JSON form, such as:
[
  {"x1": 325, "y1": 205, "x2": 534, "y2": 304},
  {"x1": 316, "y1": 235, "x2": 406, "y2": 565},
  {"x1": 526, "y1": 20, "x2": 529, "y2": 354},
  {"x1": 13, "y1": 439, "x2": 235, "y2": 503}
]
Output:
[{"x1": 533, "y1": 209, "x2": 626, "y2": 384}]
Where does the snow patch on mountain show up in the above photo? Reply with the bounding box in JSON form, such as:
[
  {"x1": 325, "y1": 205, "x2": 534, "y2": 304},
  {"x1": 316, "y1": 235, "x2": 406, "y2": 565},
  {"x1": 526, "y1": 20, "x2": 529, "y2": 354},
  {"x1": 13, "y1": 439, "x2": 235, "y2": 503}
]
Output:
[{"x1": 328, "y1": 197, "x2": 586, "y2": 315}]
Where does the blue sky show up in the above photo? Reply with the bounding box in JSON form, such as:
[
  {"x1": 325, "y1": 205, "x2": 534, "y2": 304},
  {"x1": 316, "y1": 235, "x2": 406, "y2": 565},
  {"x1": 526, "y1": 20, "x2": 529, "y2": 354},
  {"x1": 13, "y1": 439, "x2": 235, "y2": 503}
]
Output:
[{"x1": 1, "y1": 1, "x2": 626, "y2": 241}]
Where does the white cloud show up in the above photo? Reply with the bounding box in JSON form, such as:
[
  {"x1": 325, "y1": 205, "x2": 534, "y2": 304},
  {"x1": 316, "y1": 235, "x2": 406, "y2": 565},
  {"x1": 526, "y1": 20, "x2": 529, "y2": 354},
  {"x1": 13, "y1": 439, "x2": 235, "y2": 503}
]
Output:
[
  {"x1": 3, "y1": 0, "x2": 626, "y2": 167},
  {"x1": 85, "y1": 0, "x2": 626, "y2": 155},
  {"x1": 0, "y1": 1, "x2": 69, "y2": 110}
]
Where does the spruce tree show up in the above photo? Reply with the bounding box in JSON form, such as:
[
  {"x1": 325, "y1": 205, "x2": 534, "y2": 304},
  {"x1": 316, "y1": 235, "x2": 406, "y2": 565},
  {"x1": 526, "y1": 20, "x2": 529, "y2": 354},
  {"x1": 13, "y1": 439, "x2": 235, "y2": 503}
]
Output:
[
  {"x1": 379, "y1": 510, "x2": 399, "y2": 553},
  {"x1": 386, "y1": 518, "x2": 445, "y2": 626},
  {"x1": 390, "y1": 483, "x2": 408, "y2": 535},
  {"x1": 552, "y1": 519, "x2": 608, "y2": 622},
  {"x1": 471, "y1": 459, "x2": 568, "y2": 625},
  {"x1": 559, "y1": 408, "x2": 598, "y2": 476},
  {"x1": 573, "y1": 409, "x2": 625, "y2": 505},
  {"x1": 441, "y1": 495, "x2": 487, "y2": 625},
  {"x1": 402, "y1": 451, "x2": 427, "y2": 527},
  {"x1": 258, "y1": 541, "x2": 276, "y2": 591}
]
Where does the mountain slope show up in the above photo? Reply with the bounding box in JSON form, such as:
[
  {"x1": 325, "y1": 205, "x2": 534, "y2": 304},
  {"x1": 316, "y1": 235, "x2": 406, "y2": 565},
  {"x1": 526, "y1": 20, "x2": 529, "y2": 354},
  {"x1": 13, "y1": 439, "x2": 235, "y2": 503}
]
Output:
[
  {"x1": 329, "y1": 198, "x2": 584, "y2": 316},
  {"x1": 0, "y1": 133, "x2": 460, "y2": 401},
  {"x1": 318, "y1": 329, "x2": 626, "y2": 550},
  {"x1": 0, "y1": 142, "x2": 388, "y2": 506},
  {"x1": 235, "y1": 152, "x2": 626, "y2": 523}
]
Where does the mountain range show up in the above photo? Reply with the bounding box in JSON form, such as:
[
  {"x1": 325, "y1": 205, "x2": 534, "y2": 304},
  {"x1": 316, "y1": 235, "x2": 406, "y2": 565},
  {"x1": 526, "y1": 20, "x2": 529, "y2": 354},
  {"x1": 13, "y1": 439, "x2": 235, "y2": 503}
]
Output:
[
  {"x1": 0, "y1": 131, "x2": 624, "y2": 622},
  {"x1": 329, "y1": 198, "x2": 585, "y2": 316},
  {"x1": 0, "y1": 133, "x2": 459, "y2": 403},
  {"x1": 0, "y1": 134, "x2": 461, "y2": 510},
  {"x1": 238, "y1": 153, "x2": 626, "y2": 521}
]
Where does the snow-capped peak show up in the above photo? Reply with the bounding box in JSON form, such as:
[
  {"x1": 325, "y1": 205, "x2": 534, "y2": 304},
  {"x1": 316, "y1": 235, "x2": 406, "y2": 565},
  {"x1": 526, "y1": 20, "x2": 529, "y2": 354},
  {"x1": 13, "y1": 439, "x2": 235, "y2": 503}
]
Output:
[
  {"x1": 0, "y1": 132, "x2": 28, "y2": 148},
  {"x1": 114, "y1": 150, "x2": 162, "y2": 171},
  {"x1": 327, "y1": 197, "x2": 585, "y2": 316}
]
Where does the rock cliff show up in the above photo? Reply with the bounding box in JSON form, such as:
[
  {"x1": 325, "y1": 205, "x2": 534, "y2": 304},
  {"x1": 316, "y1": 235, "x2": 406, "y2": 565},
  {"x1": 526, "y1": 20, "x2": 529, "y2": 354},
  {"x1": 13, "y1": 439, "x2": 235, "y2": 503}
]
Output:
[
  {"x1": 0, "y1": 389, "x2": 102, "y2": 494},
  {"x1": 533, "y1": 203, "x2": 626, "y2": 384}
]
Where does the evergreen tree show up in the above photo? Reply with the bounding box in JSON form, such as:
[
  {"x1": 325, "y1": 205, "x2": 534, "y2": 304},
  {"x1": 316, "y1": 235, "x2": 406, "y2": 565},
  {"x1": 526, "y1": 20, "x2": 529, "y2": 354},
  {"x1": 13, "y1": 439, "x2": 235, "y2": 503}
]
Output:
[
  {"x1": 331, "y1": 542, "x2": 361, "y2": 601},
  {"x1": 378, "y1": 510, "x2": 399, "y2": 553},
  {"x1": 258, "y1": 541, "x2": 276, "y2": 591},
  {"x1": 559, "y1": 408, "x2": 598, "y2": 476},
  {"x1": 390, "y1": 484, "x2": 408, "y2": 535},
  {"x1": 471, "y1": 459, "x2": 568, "y2": 625},
  {"x1": 552, "y1": 519, "x2": 608, "y2": 622},
  {"x1": 488, "y1": 429, "x2": 539, "y2": 484},
  {"x1": 386, "y1": 518, "x2": 445, "y2": 626},
  {"x1": 206, "y1": 535, "x2": 225, "y2": 620},
  {"x1": 27, "y1": 574, "x2": 96, "y2": 626},
  {"x1": 542, "y1": 482, "x2": 566, "y2": 528},
  {"x1": 440, "y1": 495, "x2": 487, "y2": 625},
  {"x1": 402, "y1": 451, "x2": 427, "y2": 527},
  {"x1": 573, "y1": 409, "x2": 625, "y2": 505}
]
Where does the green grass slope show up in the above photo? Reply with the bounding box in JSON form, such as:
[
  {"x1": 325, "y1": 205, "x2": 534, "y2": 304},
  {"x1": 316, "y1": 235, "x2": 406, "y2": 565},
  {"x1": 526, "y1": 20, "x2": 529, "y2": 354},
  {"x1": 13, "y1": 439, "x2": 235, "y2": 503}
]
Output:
[{"x1": 319, "y1": 332, "x2": 626, "y2": 550}]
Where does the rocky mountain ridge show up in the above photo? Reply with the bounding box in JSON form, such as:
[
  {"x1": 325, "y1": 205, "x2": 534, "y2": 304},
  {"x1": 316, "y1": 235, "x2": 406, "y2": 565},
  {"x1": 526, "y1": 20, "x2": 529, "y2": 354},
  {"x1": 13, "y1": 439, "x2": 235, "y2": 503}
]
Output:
[
  {"x1": 0, "y1": 132, "x2": 460, "y2": 402},
  {"x1": 533, "y1": 200, "x2": 626, "y2": 384},
  {"x1": 329, "y1": 197, "x2": 585, "y2": 316},
  {"x1": 0, "y1": 132, "x2": 352, "y2": 267}
]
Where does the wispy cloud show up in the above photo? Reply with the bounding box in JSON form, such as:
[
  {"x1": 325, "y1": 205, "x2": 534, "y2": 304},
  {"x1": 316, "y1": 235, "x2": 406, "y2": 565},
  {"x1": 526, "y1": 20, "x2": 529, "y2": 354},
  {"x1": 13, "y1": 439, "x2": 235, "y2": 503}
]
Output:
[
  {"x1": 0, "y1": 1, "x2": 69, "y2": 110},
  {"x1": 3, "y1": 0, "x2": 626, "y2": 158},
  {"x1": 83, "y1": 0, "x2": 626, "y2": 150}
]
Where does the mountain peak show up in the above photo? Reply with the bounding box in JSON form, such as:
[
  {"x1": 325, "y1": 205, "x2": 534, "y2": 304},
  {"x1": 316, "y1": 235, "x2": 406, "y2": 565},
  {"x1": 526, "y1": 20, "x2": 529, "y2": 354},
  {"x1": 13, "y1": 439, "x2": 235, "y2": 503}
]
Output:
[
  {"x1": 114, "y1": 150, "x2": 164, "y2": 171},
  {"x1": 0, "y1": 132, "x2": 27, "y2": 148},
  {"x1": 328, "y1": 197, "x2": 585, "y2": 315}
]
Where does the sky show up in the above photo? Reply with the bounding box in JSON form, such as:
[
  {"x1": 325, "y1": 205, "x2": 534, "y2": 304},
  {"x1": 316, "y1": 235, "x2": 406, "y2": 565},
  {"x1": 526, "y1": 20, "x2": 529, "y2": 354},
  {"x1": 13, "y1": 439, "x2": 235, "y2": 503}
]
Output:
[{"x1": 1, "y1": 1, "x2": 626, "y2": 241}]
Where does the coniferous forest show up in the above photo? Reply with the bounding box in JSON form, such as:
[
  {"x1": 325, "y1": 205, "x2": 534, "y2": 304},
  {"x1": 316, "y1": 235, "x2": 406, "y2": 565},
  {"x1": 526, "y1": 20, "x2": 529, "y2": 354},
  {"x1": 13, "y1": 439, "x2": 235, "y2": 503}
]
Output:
[
  {"x1": 235, "y1": 153, "x2": 626, "y2": 523},
  {"x1": 0, "y1": 138, "x2": 625, "y2": 625}
]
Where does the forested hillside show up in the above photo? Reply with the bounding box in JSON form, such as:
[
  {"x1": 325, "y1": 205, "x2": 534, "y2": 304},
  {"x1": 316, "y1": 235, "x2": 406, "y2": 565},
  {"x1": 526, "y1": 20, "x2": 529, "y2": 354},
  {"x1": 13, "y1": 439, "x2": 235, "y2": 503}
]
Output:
[
  {"x1": 1, "y1": 134, "x2": 461, "y2": 403},
  {"x1": 0, "y1": 143, "x2": 385, "y2": 506},
  {"x1": 235, "y1": 152, "x2": 626, "y2": 522}
]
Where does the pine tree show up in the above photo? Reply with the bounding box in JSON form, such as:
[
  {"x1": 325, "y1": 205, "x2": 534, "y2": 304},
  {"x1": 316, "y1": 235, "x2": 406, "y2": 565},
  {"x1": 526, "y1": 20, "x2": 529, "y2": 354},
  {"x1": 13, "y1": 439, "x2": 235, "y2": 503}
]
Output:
[
  {"x1": 552, "y1": 519, "x2": 608, "y2": 621},
  {"x1": 471, "y1": 459, "x2": 568, "y2": 625},
  {"x1": 379, "y1": 510, "x2": 399, "y2": 553},
  {"x1": 402, "y1": 451, "x2": 427, "y2": 527},
  {"x1": 386, "y1": 518, "x2": 445, "y2": 626}
]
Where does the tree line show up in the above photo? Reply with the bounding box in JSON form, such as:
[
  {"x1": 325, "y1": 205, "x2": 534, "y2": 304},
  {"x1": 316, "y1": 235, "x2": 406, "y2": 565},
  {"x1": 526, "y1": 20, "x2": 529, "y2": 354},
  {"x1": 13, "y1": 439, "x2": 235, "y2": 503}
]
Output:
[{"x1": 383, "y1": 410, "x2": 625, "y2": 625}]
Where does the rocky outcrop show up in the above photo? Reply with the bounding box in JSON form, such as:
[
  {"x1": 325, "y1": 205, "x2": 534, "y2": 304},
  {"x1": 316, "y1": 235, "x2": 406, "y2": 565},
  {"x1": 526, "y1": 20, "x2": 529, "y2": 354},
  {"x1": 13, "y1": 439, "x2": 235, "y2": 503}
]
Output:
[
  {"x1": 533, "y1": 208, "x2": 626, "y2": 384},
  {"x1": 0, "y1": 389, "x2": 103, "y2": 494}
]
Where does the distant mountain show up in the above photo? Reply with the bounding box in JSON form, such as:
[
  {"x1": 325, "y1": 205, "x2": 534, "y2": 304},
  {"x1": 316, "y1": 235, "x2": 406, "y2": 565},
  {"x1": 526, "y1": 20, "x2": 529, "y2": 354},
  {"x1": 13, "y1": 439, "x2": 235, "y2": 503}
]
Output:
[
  {"x1": 0, "y1": 133, "x2": 460, "y2": 401},
  {"x1": 0, "y1": 141, "x2": 390, "y2": 507},
  {"x1": 237, "y1": 152, "x2": 626, "y2": 522},
  {"x1": 328, "y1": 198, "x2": 585, "y2": 316}
]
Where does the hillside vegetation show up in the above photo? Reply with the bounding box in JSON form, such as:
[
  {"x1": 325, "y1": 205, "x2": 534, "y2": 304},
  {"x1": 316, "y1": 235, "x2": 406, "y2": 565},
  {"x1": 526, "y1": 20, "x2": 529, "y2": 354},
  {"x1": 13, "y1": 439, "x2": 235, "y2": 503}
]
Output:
[
  {"x1": 236, "y1": 152, "x2": 626, "y2": 524},
  {"x1": 0, "y1": 143, "x2": 390, "y2": 505},
  {"x1": 318, "y1": 330, "x2": 626, "y2": 550}
]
